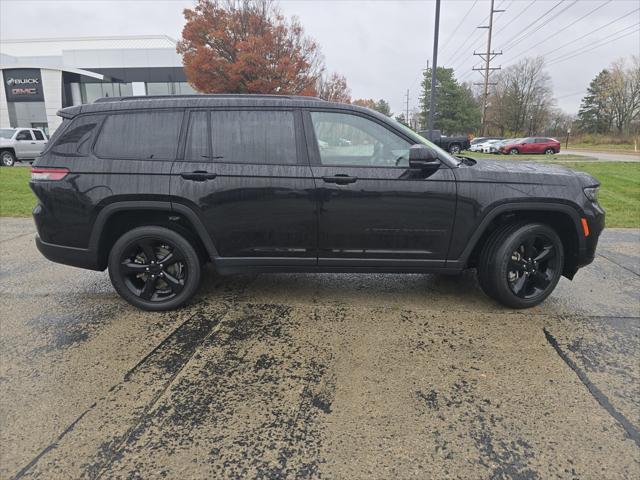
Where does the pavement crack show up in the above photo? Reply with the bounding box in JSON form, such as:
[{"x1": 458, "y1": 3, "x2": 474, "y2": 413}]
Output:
[
  {"x1": 543, "y1": 327, "x2": 640, "y2": 448},
  {"x1": 11, "y1": 402, "x2": 97, "y2": 480},
  {"x1": 597, "y1": 252, "x2": 640, "y2": 278}
]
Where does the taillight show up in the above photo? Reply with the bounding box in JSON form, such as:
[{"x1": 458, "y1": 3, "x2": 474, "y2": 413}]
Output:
[{"x1": 31, "y1": 167, "x2": 69, "y2": 181}]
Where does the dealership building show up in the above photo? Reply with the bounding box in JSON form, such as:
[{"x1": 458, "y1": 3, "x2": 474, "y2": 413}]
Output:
[{"x1": 0, "y1": 35, "x2": 196, "y2": 134}]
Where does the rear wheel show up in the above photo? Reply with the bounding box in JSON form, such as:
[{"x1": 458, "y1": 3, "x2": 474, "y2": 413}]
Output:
[
  {"x1": 478, "y1": 223, "x2": 564, "y2": 308},
  {"x1": 544, "y1": 148, "x2": 555, "y2": 155},
  {"x1": 1, "y1": 151, "x2": 15, "y2": 166},
  {"x1": 449, "y1": 143, "x2": 461, "y2": 154},
  {"x1": 108, "y1": 226, "x2": 201, "y2": 311},
  {"x1": 509, "y1": 148, "x2": 519, "y2": 155}
]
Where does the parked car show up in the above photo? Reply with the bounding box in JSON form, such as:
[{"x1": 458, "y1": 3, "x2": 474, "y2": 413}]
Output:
[
  {"x1": 481, "y1": 139, "x2": 503, "y2": 153},
  {"x1": 500, "y1": 137, "x2": 561, "y2": 155},
  {"x1": 0, "y1": 128, "x2": 48, "y2": 166},
  {"x1": 418, "y1": 129, "x2": 470, "y2": 154},
  {"x1": 31, "y1": 94, "x2": 603, "y2": 311}
]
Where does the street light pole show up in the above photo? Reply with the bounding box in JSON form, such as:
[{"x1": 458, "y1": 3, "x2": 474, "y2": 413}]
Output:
[{"x1": 428, "y1": 0, "x2": 441, "y2": 138}]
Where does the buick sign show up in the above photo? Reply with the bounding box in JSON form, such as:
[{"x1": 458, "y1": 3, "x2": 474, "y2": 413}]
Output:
[{"x1": 3, "y1": 69, "x2": 44, "y2": 102}]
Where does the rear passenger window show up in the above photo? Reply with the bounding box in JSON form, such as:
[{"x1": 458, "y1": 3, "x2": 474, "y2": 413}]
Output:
[
  {"x1": 33, "y1": 130, "x2": 45, "y2": 140},
  {"x1": 210, "y1": 110, "x2": 297, "y2": 164},
  {"x1": 94, "y1": 111, "x2": 183, "y2": 160},
  {"x1": 51, "y1": 115, "x2": 103, "y2": 156},
  {"x1": 185, "y1": 111, "x2": 208, "y2": 160}
]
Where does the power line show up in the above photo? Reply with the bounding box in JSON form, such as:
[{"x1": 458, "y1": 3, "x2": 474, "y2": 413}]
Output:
[
  {"x1": 493, "y1": 0, "x2": 538, "y2": 37},
  {"x1": 504, "y1": 0, "x2": 612, "y2": 62},
  {"x1": 498, "y1": 0, "x2": 566, "y2": 51},
  {"x1": 504, "y1": 0, "x2": 578, "y2": 51},
  {"x1": 547, "y1": 25, "x2": 640, "y2": 66},
  {"x1": 538, "y1": 7, "x2": 640, "y2": 59},
  {"x1": 439, "y1": 0, "x2": 479, "y2": 59}
]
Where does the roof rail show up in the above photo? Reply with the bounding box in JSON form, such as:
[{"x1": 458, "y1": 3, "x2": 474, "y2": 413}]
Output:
[{"x1": 94, "y1": 94, "x2": 325, "y2": 103}]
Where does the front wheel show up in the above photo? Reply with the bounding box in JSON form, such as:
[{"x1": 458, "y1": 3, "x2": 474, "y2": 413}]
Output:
[
  {"x1": 544, "y1": 148, "x2": 555, "y2": 155},
  {"x1": 478, "y1": 223, "x2": 564, "y2": 308},
  {"x1": 509, "y1": 148, "x2": 519, "y2": 155},
  {"x1": 108, "y1": 226, "x2": 201, "y2": 311},
  {"x1": 1, "y1": 151, "x2": 15, "y2": 166}
]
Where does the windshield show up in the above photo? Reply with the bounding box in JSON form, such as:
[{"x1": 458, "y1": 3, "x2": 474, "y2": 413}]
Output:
[
  {"x1": 388, "y1": 117, "x2": 460, "y2": 166},
  {"x1": 0, "y1": 129, "x2": 15, "y2": 139}
]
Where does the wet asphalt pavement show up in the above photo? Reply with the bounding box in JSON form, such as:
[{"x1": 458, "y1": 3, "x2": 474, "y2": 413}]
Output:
[{"x1": 1, "y1": 218, "x2": 638, "y2": 479}]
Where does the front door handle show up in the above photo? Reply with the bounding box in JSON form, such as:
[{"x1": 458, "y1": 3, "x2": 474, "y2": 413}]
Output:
[
  {"x1": 322, "y1": 174, "x2": 357, "y2": 185},
  {"x1": 180, "y1": 170, "x2": 217, "y2": 181}
]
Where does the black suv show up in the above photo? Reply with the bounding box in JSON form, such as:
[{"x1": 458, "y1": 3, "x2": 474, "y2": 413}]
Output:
[{"x1": 30, "y1": 95, "x2": 604, "y2": 310}]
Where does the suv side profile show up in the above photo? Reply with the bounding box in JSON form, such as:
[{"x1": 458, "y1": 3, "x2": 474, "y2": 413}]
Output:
[
  {"x1": 0, "y1": 128, "x2": 48, "y2": 166},
  {"x1": 30, "y1": 95, "x2": 604, "y2": 311}
]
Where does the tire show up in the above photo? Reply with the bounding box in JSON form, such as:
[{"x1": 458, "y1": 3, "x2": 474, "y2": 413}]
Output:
[
  {"x1": 509, "y1": 148, "x2": 519, "y2": 155},
  {"x1": 108, "y1": 226, "x2": 201, "y2": 311},
  {"x1": 449, "y1": 143, "x2": 461, "y2": 154},
  {"x1": 1, "y1": 151, "x2": 16, "y2": 167},
  {"x1": 544, "y1": 148, "x2": 555, "y2": 155},
  {"x1": 477, "y1": 223, "x2": 564, "y2": 309}
]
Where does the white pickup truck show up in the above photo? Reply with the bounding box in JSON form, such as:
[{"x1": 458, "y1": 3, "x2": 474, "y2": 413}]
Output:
[{"x1": 0, "y1": 128, "x2": 48, "y2": 166}]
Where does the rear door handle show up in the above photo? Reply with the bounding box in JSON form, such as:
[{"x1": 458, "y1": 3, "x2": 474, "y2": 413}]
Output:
[
  {"x1": 180, "y1": 171, "x2": 217, "y2": 181},
  {"x1": 322, "y1": 175, "x2": 357, "y2": 185}
]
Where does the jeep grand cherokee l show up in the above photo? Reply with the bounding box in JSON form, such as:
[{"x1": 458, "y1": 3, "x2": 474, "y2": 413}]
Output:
[{"x1": 30, "y1": 94, "x2": 604, "y2": 310}]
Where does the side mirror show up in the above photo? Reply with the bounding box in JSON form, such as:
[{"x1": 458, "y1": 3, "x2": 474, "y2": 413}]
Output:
[{"x1": 409, "y1": 144, "x2": 440, "y2": 169}]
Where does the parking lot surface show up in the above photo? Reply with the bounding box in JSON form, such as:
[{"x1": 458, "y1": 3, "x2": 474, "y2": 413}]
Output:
[{"x1": 1, "y1": 218, "x2": 638, "y2": 479}]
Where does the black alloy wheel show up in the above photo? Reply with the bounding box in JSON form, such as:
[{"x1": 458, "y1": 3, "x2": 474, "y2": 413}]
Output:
[
  {"x1": 506, "y1": 235, "x2": 561, "y2": 300},
  {"x1": 108, "y1": 226, "x2": 201, "y2": 311},
  {"x1": 477, "y1": 222, "x2": 564, "y2": 309}
]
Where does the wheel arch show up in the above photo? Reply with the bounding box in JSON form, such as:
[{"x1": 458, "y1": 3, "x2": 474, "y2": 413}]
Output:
[
  {"x1": 453, "y1": 202, "x2": 585, "y2": 279},
  {"x1": 89, "y1": 201, "x2": 219, "y2": 270}
]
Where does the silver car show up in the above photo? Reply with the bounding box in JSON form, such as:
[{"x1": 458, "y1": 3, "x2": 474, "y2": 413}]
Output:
[{"x1": 0, "y1": 128, "x2": 48, "y2": 166}]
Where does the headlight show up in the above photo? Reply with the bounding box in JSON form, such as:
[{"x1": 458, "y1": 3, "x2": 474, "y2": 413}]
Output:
[{"x1": 584, "y1": 186, "x2": 599, "y2": 203}]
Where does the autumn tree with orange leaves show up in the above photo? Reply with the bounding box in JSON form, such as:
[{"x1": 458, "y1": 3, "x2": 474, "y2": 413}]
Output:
[{"x1": 178, "y1": 0, "x2": 350, "y2": 100}]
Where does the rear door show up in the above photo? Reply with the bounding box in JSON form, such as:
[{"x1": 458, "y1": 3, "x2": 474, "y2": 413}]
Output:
[
  {"x1": 304, "y1": 109, "x2": 456, "y2": 267},
  {"x1": 170, "y1": 108, "x2": 317, "y2": 264},
  {"x1": 14, "y1": 129, "x2": 36, "y2": 158},
  {"x1": 31, "y1": 129, "x2": 48, "y2": 155}
]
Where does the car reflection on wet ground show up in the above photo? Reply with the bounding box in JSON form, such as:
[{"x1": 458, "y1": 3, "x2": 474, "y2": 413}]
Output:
[{"x1": 1, "y1": 218, "x2": 638, "y2": 479}]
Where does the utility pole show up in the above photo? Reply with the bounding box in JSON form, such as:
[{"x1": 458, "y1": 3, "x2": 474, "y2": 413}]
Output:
[
  {"x1": 405, "y1": 89, "x2": 410, "y2": 124},
  {"x1": 473, "y1": 0, "x2": 504, "y2": 136},
  {"x1": 428, "y1": 0, "x2": 440, "y2": 137}
]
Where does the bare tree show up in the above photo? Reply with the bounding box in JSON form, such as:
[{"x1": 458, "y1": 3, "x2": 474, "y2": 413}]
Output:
[
  {"x1": 486, "y1": 57, "x2": 554, "y2": 136},
  {"x1": 608, "y1": 56, "x2": 640, "y2": 134}
]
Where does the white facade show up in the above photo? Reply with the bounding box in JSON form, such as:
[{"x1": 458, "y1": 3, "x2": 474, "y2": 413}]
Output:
[{"x1": 0, "y1": 35, "x2": 191, "y2": 134}]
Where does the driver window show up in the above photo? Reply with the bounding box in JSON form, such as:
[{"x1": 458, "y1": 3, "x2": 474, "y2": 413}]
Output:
[
  {"x1": 16, "y1": 130, "x2": 33, "y2": 141},
  {"x1": 310, "y1": 111, "x2": 411, "y2": 167}
]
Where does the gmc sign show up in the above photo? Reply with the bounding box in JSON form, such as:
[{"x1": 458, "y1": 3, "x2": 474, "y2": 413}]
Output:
[{"x1": 3, "y1": 69, "x2": 44, "y2": 102}]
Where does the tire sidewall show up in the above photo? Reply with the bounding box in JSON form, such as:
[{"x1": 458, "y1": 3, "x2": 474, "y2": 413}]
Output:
[
  {"x1": 544, "y1": 148, "x2": 554, "y2": 155},
  {"x1": 492, "y1": 224, "x2": 564, "y2": 308},
  {"x1": 108, "y1": 226, "x2": 201, "y2": 311},
  {"x1": 449, "y1": 144, "x2": 461, "y2": 154},
  {"x1": 1, "y1": 152, "x2": 15, "y2": 166},
  {"x1": 509, "y1": 148, "x2": 519, "y2": 155}
]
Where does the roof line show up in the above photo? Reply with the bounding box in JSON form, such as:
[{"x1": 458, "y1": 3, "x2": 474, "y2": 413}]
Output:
[{"x1": 0, "y1": 34, "x2": 177, "y2": 44}]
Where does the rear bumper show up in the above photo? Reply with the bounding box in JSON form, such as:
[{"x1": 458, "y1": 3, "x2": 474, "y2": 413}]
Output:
[{"x1": 35, "y1": 236, "x2": 102, "y2": 271}]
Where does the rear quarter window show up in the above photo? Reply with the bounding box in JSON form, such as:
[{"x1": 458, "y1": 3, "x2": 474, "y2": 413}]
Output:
[
  {"x1": 94, "y1": 110, "x2": 183, "y2": 160},
  {"x1": 51, "y1": 115, "x2": 103, "y2": 156}
]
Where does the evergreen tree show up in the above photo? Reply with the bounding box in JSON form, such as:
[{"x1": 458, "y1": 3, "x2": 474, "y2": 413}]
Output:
[
  {"x1": 420, "y1": 67, "x2": 480, "y2": 134},
  {"x1": 577, "y1": 70, "x2": 614, "y2": 134}
]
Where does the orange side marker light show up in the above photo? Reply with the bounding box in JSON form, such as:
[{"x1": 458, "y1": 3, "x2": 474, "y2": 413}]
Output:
[{"x1": 581, "y1": 218, "x2": 589, "y2": 237}]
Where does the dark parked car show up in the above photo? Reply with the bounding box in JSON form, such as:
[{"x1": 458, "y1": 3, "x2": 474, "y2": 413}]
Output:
[
  {"x1": 418, "y1": 129, "x2": 470, "y2": 154},
  {"x1": 500, "y1": 137, "x2": 561, "y2": 155},
  {"x1": 31, "y1": 95, "x2": 604, "y2": 310}
]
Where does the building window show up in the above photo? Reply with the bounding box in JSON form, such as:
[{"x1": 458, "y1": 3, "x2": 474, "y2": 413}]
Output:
[
  {"x1": 80, "y1": 83, "x2": 133, "y2": 103},
  {"x1": 146, "y1": 82, "x2": 198, "y2": 96}
]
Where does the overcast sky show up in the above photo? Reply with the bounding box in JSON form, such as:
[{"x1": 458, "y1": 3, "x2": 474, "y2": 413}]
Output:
[{"x1": 1, "y1": 0, "x2": 638, "y2": 115}]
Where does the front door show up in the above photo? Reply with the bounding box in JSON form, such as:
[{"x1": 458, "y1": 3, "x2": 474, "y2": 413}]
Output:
[
  {"x1": 14, "y1": 129, "x2": 37, "y2": 158},
  {"x1": 171, "y1": 109, "x2": 317, "y2": 265},
  {"x1": 304, "y1": 110, "x2": 457, "y2": 267}
]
